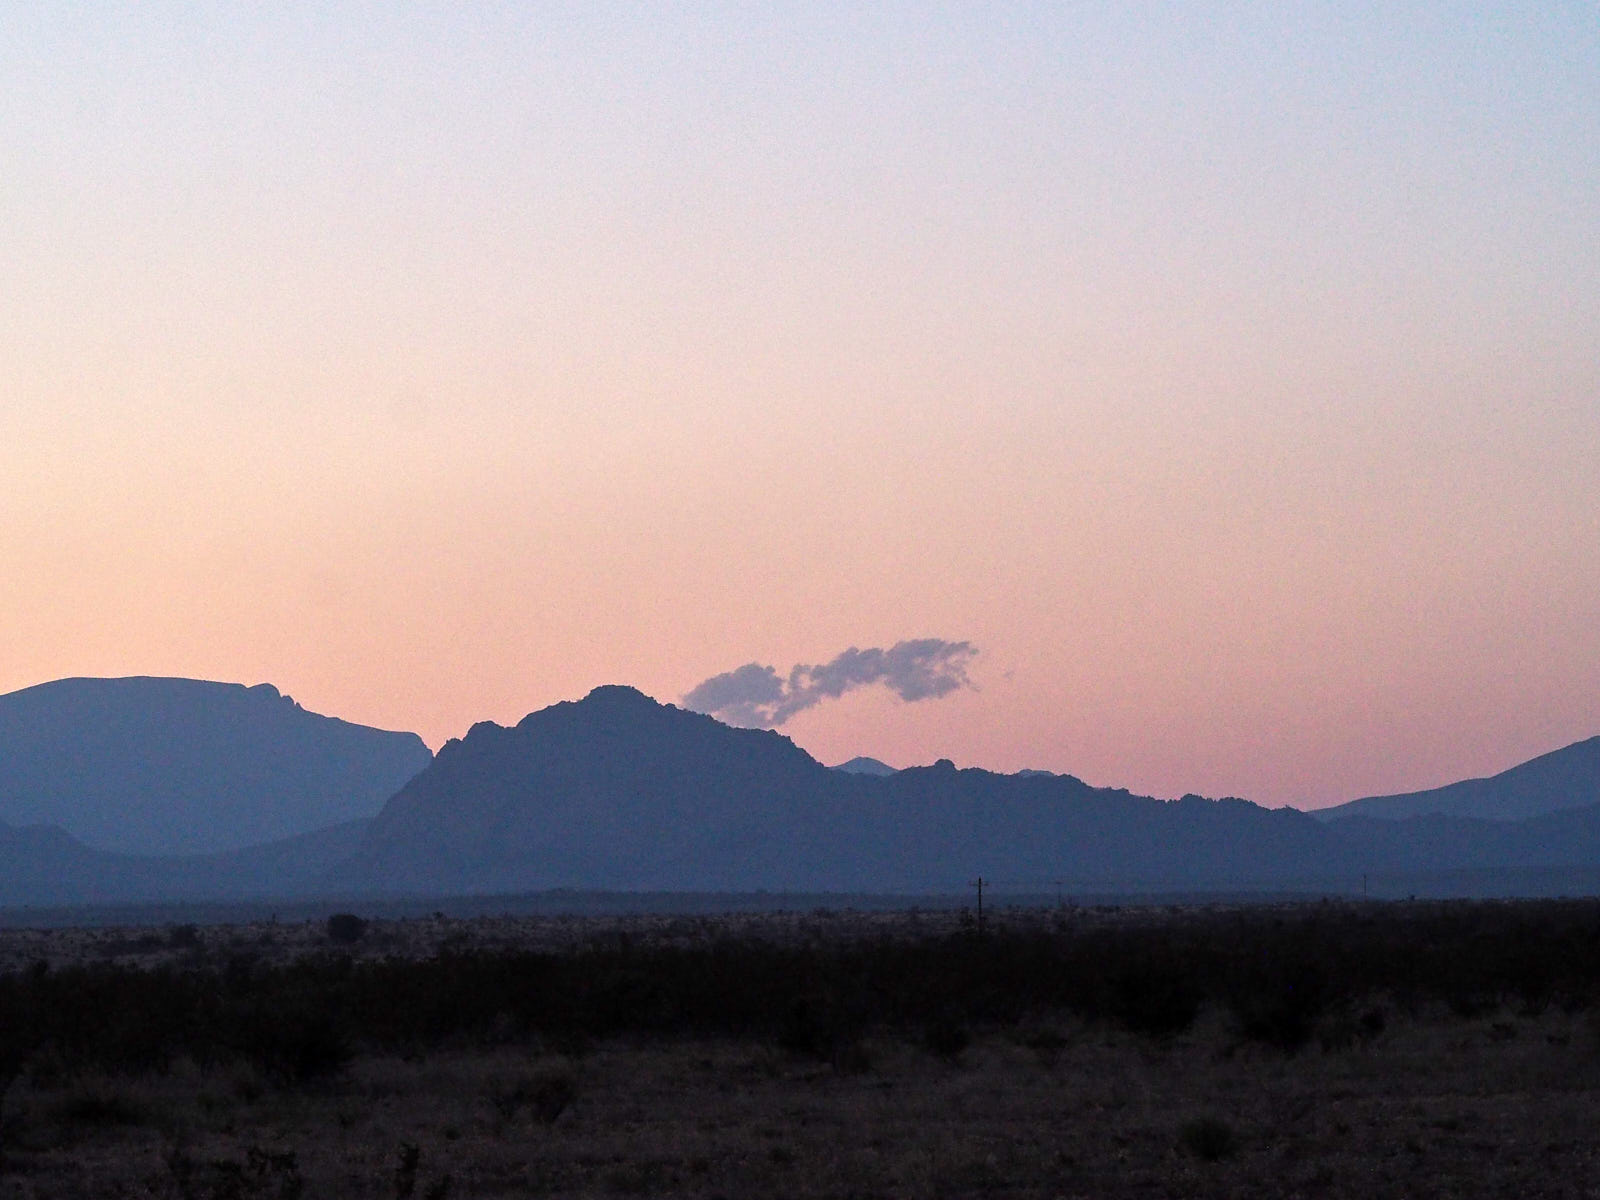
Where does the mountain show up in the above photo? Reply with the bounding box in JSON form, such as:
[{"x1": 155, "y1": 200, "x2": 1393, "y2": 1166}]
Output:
[
  {"x1": 344, "y1": 689, "x2": 1600, "y2": 898},
  {"x1": 1314, "y1": 736, "x2": 1600, "y2": 823},
  {"x1": 0, "y1": 815, "x2": 373, "y2": 907},
  {"x1": 346, "y1": 686, "x2": 1358, "y2": 895},
  {"x1": 350, "y1": 686, "x2": 831, "y2": 893},
  {"x1": 832, "y1": 759, "x2": 1059, "y2": 780},
  {"x1": 0, "y1": 818, "x2": 116, "y2": 906},
  {"x1": 0, "y1": 677, "x2": 432, "y2": 855},
  {"x1": 831, "y1": 756, "x2": 897, "y2": 776},
  {"x1": 5, "y1": 683, "x2": 1600, "y2": 908}
]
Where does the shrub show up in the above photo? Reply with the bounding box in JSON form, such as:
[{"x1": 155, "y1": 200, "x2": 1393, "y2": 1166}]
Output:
[
  {"x1": 326, "y1": 914, "x2": 368, "y2": 945},
  {"x1": 1227, "y1": 969, "x2": 1331, "y2": 1054},
  {"x1": 233, "y1": 1000, "x2": 352, "y2": 1086},
  {"x1": 1111, "y1": 963, "x2": 1202, "y2": 1038},
  {"x1": 1021, "y1": 1028, "x2": 1069, "y2": 1066},
  {"x1": 529, "y1": 1071, "x2": 577, "y2": 1123},
  {"x1": 1179, "y1": 1116, "x2": 1237, "y2": 1162},
  {"x1": 9, "y1": 898, "x2": 1600, "y2": 1095},
  {"x1": 50, "y1": 1085, "x2": 149, "y2": 1128},
  {"x1": 489, "y1": 1070, "x2": 577, "y2": 1124},
  {"x1": 922, "y1": 1017, "x2": 971, "y2": 1060}
]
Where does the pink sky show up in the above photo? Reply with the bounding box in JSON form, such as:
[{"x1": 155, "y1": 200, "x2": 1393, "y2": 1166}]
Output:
[{"x1": 4, "y1": 6, "x2": 1597, "y2": 808}]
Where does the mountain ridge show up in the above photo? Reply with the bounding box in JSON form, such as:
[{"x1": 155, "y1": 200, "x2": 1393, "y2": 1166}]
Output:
[
  {"x1": 3, "y1": 681, "x2": 1600, "y2": 907},
  {"x1": 341, "y1": 687, "x2": 1375, "y2": 895},
  {"x1": 0, "y1": 676, "x2": 432, "y2": 854},
  {"x1": 1314, "y1": 735, "x2": 1600, "y2": 823}
]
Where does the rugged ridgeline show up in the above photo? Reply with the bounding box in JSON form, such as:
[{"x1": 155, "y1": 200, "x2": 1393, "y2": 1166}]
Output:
[
  {"x1": 340, "y1": 686, "x2": 1600, "y2": 897},
  {"x1": 344, "y1": 691, "x2": 1600, "y2": 896},
  {"x1": 830, "y1": 756, "x2": 898, "y2": 776},
  {"x1": 1315, "y1": 736, "x2": 1600, "y2": 823},
  {"x1": 0, "y1": 677, "x2": 432, "y2": 855},
  {"x1": 350, "y1": 686, "x2": 835, "y2": 894},
  {"x1": 5, "y1": 683, "x2": 1600, "y2": 907}
]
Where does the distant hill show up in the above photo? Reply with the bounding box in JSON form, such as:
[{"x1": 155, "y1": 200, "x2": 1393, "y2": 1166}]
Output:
[
  {"x1": 1314, "y1": 736, "x2": 1600, "y2": 823},
  {"x1": 833, "y1": 758, "x2": 1058, "y2": 779},
  {"x1": 0, "y1": 819, "x2": 113, "y2": 906},
  {"x1": 0, "y1": 677, "x2": 432, "y2": 854},
  {"x1": 831, "y1": 756, "x2": 897, "y2": 776},
  {"x1": 0, "y1": 814, "x2": 373, "y2": 907}
]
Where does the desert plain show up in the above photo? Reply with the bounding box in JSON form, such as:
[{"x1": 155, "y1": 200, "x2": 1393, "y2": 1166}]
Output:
[{"x1": 1, "y1": 901, "x2": 1598, "y2": 1199}]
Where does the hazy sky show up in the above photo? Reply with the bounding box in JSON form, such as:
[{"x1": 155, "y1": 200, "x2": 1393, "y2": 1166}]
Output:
[{"x1": 5, "y1": 4, "x2": 1597, "y2": 808}]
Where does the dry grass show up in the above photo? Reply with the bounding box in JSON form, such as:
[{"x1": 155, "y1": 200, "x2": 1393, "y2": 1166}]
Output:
[
  {"x1": 3, "y1": 1005, "x2": 1599, "y2": 1198},
  {"x1": 6, "y1": 902, "x2": 1600, "y2": 1197},
  {"x1": 0, "y1": 907, "x2": 1003, "y2": 977},
  {"x1": 0, "y1": 902, "x2": 1266, "y2": 977}
]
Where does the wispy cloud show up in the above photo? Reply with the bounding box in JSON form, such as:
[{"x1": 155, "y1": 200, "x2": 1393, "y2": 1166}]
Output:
[{"x1": 682, "y1": 639, "x2": 977, "y2": 728}]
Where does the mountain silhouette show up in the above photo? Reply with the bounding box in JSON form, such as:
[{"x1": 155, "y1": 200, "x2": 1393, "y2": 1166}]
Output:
[
  {"x1": 342, "y1": 689, "x2": 1600, "y2": 897},
  {"x1": 5, "y1": 682, "x2": 1600, "y2": 908},
  {"x1": 345, "y1": 686, "x2": 1354, "y2": 894},
  {"x1": 0, "y1": 814, "x2": 373, "y2": 907},
  {"x1": 831, "y1": 756, "x2": 897, "y2": 776},
  {"x1": 350, "y1": 685, "x2": 831, "y2": 892},
  {"x1": 1314, "y1": 735, "x2": 1600, "y2": 823},
  {"x1": 0, "y1": 677, "x2": 431, "y2": 854}
]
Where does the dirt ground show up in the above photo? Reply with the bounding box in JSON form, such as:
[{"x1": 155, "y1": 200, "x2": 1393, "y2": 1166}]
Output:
[
  {"x1": 4, "y1": 904, "x2": 1599, "y2": 1198},
  {"x1": 3, "y1": 1001, "x2": 1599, "y2": 1197}
]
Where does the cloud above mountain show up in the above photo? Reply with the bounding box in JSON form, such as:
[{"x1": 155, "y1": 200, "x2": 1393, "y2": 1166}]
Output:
[{"x1": 682, "y1": 639, "x2": 977, "y2": 728}]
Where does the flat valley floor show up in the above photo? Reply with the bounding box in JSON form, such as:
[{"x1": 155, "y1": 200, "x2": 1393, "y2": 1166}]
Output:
[{"x1": 2, "y1": 906, "x2": 1599, "y2": 1198}]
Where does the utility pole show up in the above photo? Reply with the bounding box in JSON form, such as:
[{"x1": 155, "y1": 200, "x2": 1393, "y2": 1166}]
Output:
[{"x1": 969, "y1": 876, "x2": 986, "y2": 936}]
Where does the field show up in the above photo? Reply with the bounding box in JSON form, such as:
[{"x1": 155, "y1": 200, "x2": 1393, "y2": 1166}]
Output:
[{"x1": 2, "y1": 900, "x2": 1600, "y2": 1198}]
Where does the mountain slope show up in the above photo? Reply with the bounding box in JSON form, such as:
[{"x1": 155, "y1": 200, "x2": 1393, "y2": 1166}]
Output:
[
  {"x1": 0, "y1": 677, "x2": 432, "y2": 854},
  {"x1": 352, "y1": 685, "x2": 831, "y2": 892},
  {"x1": 831, "y1": 756, "x2": 897, "y2": 776},
  {"x1": 1315, "y1": 736, "x2": 1600, "y2": 823},
  {"x1": 0, "y1": 815, "x2": 374, "y2": 907},
  {"x1": 346, "y1": 687, "x2": 1361, "y2": 894},
  {"x1": 5, "y1": 683, "x2": 1600, "y2": 906}
]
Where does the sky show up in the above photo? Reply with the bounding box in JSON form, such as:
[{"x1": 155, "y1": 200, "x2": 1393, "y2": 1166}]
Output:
[{"x1": 3, "y1": 4, "x2": 1597, "y2": 809}]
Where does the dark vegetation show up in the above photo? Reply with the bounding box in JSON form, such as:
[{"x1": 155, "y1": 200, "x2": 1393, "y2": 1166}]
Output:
[
  {"x1": 2, "y1": 900, "x2": 1599, "y2": 1098},
  {"x1": 6, "y1": 900, "x2": 1600, "y2": 1196},
  {"x1": 1179, "y1": 1115, "x2": 1239, "y2": 1162},
  {"x1": 325, "y1": 913, "x2": 369, "y2": 945}
]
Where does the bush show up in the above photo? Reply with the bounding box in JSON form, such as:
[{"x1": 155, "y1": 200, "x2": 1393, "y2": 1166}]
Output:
[
  {"x1": 1179, "y1": 1116, "x2": 1237, "y2": 1162},
  {"x1": 922, "y1": 1017, "x2": 971, "y2": 1060},
  {"x1": 776, "y1": 992, "x2": 866, "y2": 1063},
  {"x1": 1111, "y1": 963, "x2": 1202, "y2": 1038},
  {"x1": 1227, "y1": 968, "x2": 1332, "y2": 1053},
  {"x1": 491, "y1": 1070, "x2": 578, "y2": 1124},
  {"x1": 50, "y1": 1085, "x2": 149, "y2": 1128},
  {"x1": 325, "y1": 914, "x2": 368, "y2": 945},
  {"x1": 233, "y1": 999, "x2": 352, "y2": 1086},
  {"x1": 5, "y1": 898, "x2": 1600, "y2": 1092}
]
